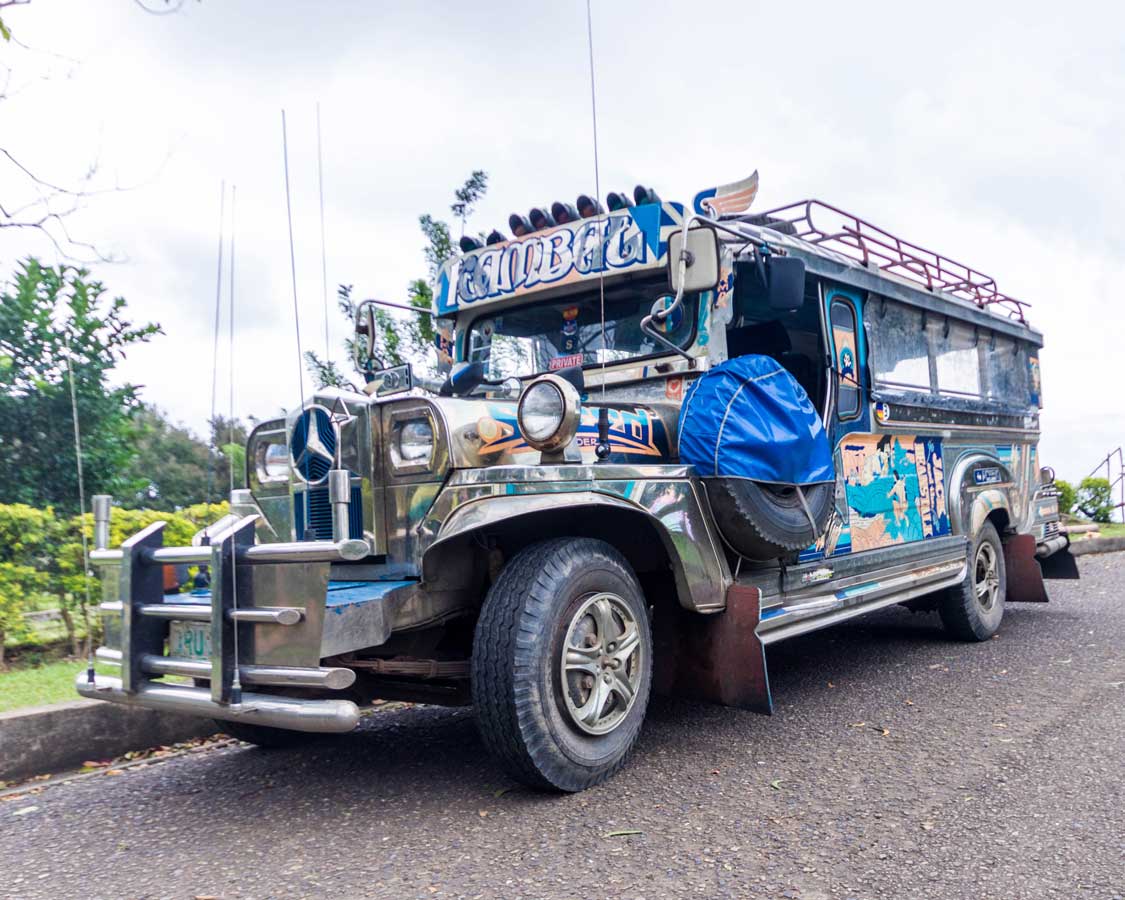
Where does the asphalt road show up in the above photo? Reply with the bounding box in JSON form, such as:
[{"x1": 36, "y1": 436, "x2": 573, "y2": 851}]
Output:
[{"x1": 2, "y1": 553, "x2": 1122, "y2": 900}]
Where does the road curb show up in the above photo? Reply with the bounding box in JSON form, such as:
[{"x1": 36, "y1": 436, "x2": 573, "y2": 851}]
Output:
[
  {"x1": 0, "y1": 698, "x2": 215, "y2": 782},
  {"x1": 1069, "y1": 536, "x2": 1125, "y2": 556}
]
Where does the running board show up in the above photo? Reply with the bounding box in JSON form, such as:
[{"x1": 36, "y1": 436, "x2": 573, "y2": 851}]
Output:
[{"x1": 757, "y1": 555, "x2": 968, "y2": 645}]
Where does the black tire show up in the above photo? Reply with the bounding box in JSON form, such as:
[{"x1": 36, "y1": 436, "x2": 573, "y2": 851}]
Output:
[
  {"x1": 940, "y1": 521, "x2": 1007, "y2": 641},
  {"x1": 471, "y1": 537, "x2": 653, "y2": 792},
  {"x1": 704, "y1": 477, "x2": 834, "y2": 559},
  {"x1": 214, "y1": 719, "x2": 320, "y2": 749}
]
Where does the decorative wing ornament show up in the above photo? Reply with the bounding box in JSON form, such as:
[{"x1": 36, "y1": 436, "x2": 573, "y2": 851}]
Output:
[{"x1": 693, "y1": 171, "x2": 760, "y2": 217}]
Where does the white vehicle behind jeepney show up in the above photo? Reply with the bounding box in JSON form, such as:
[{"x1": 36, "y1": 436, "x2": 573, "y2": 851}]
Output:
[{"x1": 80, "y1": 178, "x2": 1076, "y2": 792}]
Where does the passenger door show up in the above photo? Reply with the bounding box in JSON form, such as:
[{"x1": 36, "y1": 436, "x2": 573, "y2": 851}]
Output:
[{"x1": 820, "y1": 286, "x2": 869, "y2": 559}]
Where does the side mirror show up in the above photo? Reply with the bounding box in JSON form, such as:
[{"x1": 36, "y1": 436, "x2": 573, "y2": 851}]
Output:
[
  {"x1": 668, "y1": 226, "x2": 720, "y2": 294},
  {"x1": 354, "y1": 300, "x2": 381, "y2": 372}
]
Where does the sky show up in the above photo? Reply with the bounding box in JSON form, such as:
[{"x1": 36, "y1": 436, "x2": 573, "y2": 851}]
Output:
[{"x1": 1, "y1": 0, "x2": 1123, "y2": 483}]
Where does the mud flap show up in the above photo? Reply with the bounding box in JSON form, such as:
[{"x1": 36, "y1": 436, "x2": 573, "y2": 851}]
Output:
[
  {"x1": 1003, "y1": 534, "x2": 1050, "y2": 603},
  {"x1": 653, "y1": 584, "x2": 772, "y2": 714},
  {"x1": 1038, "y1": 543, "x2": 1080, "y2": 580}
]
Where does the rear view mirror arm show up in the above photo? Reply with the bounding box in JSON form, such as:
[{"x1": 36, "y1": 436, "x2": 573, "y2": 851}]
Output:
[{"x1": 639, "y1": 314, "x2": 694, "y2": 362}]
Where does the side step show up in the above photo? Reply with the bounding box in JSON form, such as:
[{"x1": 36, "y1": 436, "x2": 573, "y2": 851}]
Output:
[{"x1": 76, "y1": 673, "x2": 359, "y2": 734}]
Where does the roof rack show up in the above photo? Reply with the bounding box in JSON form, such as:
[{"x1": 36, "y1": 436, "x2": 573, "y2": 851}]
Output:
[{"x1": 739, "y1": 199, "x2": 1030, "y2": 323}]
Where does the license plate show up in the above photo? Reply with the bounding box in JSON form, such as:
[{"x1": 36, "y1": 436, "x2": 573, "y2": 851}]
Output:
[{"x1": 169, "y1": 621, "x2": 211, "y2": 660}]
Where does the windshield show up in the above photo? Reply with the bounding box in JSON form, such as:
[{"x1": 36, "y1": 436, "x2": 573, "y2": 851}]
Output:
[{"x1": 467, "y1": 279, "x2": 697, "y2": 380}]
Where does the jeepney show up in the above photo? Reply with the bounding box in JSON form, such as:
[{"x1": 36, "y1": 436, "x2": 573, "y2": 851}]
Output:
[{"x1": 79, "y1": 180, "x2": 1075, "y2": 792}]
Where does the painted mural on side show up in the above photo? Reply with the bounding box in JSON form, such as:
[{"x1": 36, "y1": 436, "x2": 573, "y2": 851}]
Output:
[{"x1": 840, "y1": 434, "x2": 951, "y2": 552}]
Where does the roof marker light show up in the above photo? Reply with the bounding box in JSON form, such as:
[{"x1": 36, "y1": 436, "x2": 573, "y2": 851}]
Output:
[
  {"x1": 528, "y1": 207, "x2": 556, "y2": 231},
  {"x1": 605, "y1": 191, "x2": 634, "y2": 211},
  {"x1": 576, "y1": 195, "x2": 604, "y2": 218},
  {"x1": 508, "y1": 213, "x2": 533, "y2": 237},
  {"x1": 550, "y1": 201, "x2": 580, "y2": 225}
]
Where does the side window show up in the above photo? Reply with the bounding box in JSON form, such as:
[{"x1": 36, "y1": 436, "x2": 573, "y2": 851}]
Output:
[
  {"x1": 982, "y1": 334, "x2": 1031, "y2": 407},
  {"x1": 830, "y1": 300, "x2": 860, "y2": 419},
  {"x1": 930, "y1": 319, "x2": 982, "y2": 398},
  {"x1": 865, "y1": 300, "x2": 932, "y2": 394}
]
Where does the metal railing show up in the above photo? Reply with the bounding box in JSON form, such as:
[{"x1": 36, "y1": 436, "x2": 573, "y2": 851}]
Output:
[
  {"x1": 744, "y1": 199, "x2": 1031, "y2": 323},
  {"x1": 1086, "y1": 447, "x2": 1125, "y2": 524}
]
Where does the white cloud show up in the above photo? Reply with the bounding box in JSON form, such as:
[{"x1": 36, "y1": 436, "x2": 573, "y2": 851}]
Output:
[{"x1": 1, "y1": 0, "x2": 1122, "y2": 482}]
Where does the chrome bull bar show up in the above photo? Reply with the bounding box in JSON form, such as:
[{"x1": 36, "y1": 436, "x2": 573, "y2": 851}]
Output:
[
  {"x1": 75, "y1": 674, "x2": 359, "y2": 733},
  {"x1": 83, "y1": 503, "x2": 366, "y2": 734}
]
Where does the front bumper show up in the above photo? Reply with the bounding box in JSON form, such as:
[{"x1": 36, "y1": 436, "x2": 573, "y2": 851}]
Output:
[
  {"x1": 85, "y1": 513, "x2": 373, "y2": 732},
  {"x1": 75, "y1": 672, "x2": 360, "y2": 733}
]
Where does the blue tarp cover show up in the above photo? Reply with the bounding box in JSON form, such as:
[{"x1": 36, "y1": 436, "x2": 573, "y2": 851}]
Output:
[{"x1": 678, "y1": 354, "x2": 834, "y2": 484}]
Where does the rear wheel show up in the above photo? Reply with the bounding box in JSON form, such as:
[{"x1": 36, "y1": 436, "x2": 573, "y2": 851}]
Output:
[
  {"x1": 471, "y1": 538, "x2": 652, "y2": 792},
  {"x1": 940, "y1": 521, "x2": 1007, "y2": 641}
]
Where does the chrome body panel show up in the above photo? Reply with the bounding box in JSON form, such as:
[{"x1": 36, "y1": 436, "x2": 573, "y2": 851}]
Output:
[{"x1": 422, "y1": 475, "x2": 730, "y2": 612}]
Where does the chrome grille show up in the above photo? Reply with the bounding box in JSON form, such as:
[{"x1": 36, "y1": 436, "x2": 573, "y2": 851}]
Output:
[{"x1": 294, "y1": 484, "x2": 363, "y2": 541}]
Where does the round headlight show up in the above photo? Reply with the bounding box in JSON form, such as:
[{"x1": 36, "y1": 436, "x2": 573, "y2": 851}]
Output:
[
  {"x1": 399, "y1": 419, "x2": 434, "y2": 463},
  {"x1": 256, "y1": 441, "x2": 289, "y2": 483},
  {"x1": 517, "y1": 375, "x2": 581, "y2": 452}
]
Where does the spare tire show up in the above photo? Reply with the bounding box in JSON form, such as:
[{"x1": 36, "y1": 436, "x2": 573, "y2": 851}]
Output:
[{"x1": 705, "y1": 477, "x2": 834, "y2": 560}]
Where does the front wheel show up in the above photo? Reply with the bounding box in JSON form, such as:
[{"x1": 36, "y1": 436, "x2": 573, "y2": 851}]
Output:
[
  {"x1": 940, "y1": 521, "x2": 1007, "y2": 641},
  {"x1": 471, "y1": 538, "x2": 653, "y2": 792}
]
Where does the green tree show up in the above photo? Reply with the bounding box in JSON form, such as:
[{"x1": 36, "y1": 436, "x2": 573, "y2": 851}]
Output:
[
  {"x1": 1055, "y1": 479, "x2": 1076, "y2": 517},
  {"x1": 304, "y1": 171, "x2": 486, "y2": 388},
  {"x1": 0, "y1": 259, "x2": 161, "y2": 513},
  {"x1": 1076, "y1": 477, "x2": 1114, "y2": 524}
]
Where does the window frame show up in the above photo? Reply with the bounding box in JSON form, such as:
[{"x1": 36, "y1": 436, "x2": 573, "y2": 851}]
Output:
[{"x1": 829, "y1": 297, "x2": 862, "y2": 421}]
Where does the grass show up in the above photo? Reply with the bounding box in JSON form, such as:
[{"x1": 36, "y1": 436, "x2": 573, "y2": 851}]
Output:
[
  {"x1": 0, "y1": 659, "x2": 117, "y2": 713},
  {"x1": 1095, "y1": 522, "x2": 1125, "y2": 538}
]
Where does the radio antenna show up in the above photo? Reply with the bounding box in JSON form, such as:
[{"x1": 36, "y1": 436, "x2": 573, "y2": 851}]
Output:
[
  {"x1": 282, "y1": 109, "x2": 312, "y2": 529},
  {"x1": 64, "y1": 340, "x2": 95, "y2": 685},
  {"x1": 228, "y1": 185, "x2": 237, "y2": 497},
  {"x1": 227, "y1": 183, "x2": 243, "y2": 705},
  {"x1": 584, "y1": 0, "x2": 607, "y2": 399},
  {"x1": 316, "y1": 102, "x2": 330, "y2": 363},
  {"x1": 206, "y1": 180, "x2": 226, "y2": 503}
]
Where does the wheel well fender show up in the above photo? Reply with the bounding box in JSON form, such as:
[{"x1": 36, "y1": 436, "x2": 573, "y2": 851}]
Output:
[{"x1": 421, "y1": 491, "x2": 728, "y2": 613}]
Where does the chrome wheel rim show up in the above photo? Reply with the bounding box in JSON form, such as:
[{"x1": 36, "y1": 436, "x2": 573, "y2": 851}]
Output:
[
  {"x1": 559, "y1": 592, "x2": 643, "y2": 736},
  {"x1": 974, "y1": 541, "x2": 1000, "y2": 612}
]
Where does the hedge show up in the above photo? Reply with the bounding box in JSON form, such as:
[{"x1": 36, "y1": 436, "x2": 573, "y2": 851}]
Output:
[{"x1": 0, "y1": 501, "x2": 228, "y2": 663}]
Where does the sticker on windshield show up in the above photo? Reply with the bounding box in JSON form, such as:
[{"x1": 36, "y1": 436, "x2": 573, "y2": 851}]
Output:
[
  {"x1": 560, "y1": 306, "x2": 580, "y2": 352},
  {"x1": 549, "y1": 354, "x2": 583, "y2": 371}
]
